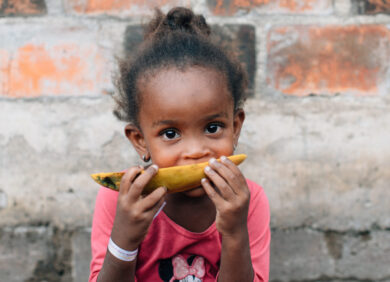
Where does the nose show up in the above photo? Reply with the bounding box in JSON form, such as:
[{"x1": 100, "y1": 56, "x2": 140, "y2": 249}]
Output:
[{"x1": 182, "y1": 137, "x2": 210, "y2": 161}]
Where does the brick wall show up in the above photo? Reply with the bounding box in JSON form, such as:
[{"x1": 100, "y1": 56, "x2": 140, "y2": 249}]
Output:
[{"x1": 1, "y1": 0, "x2": 389, "y2": 281}]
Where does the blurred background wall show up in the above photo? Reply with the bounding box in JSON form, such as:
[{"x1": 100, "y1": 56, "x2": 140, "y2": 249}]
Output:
[{"x1": 1, "y1": 0, "x2": 389, "y2": 281}]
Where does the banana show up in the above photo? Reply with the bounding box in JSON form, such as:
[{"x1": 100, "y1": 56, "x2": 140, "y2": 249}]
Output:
[{"x1": 91, "y1": 154, "x2": 246, "y2": 194}]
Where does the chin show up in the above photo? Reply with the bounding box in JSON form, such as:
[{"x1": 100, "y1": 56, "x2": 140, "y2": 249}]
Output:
[{"x1": 182, "y1": 186, "x2": 206, "y2": 197}]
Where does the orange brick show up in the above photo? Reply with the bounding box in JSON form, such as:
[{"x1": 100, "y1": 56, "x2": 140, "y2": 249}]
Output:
[
  {"x1": 208, "y1": 0, "x2": 332, "y2": 15},
  {"x1": 353, "y1": 0, "x2": 390, "y2": 14},
  {"x1": 66, "y1": 0, "x2": 190, "y2": 15},
  {"x1": 4, "y1": 43, "x2": 108, "y2": 97},
  {"x1": 267, "y1": 25, "x2": 390, "y2": 96},
  {"x1": 0, "y1": 0, "x2": 46, "y2": 16},
  {"x1": 0, "y1": 49, "x2": 10, "y2": 95}
]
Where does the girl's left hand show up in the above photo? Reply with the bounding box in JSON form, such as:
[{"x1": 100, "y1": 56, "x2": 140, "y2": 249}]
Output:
[{"x1": 201, "y1": 156, "x2": 250, "y2": 237}]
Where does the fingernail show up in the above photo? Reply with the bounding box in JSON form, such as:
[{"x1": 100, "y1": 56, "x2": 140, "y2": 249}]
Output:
[
  {"x1": 221, "y1": 156, "x2": 227, "y2": 162},
  {"x1": 209, "y1": 158, "x2": 217, "y2": 164},
  {"x1": 151, "y1": 164, "x2": 158, "y2": 171},
  {"x1": 201, "y1": 178, "x2": 207, "y2": 183},
  {"x1": 205, "y1": 166, "x2": 212, "y2": 173}
]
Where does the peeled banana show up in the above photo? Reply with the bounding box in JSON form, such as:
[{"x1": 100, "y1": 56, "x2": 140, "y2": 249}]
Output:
[{"x1": 91, "y1": 154, "x2": 246, "y2": 194}]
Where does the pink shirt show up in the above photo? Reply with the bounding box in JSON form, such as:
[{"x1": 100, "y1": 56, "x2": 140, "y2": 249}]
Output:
[{"x1": 89, "y1": 179, "x2": 270, "y2": 282}]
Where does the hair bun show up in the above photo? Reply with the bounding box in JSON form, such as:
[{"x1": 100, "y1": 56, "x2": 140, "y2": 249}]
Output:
[
  {"x1": 145, "y1": 7, "x2": 210, "y2": 40},
  {"x1": 166, "y1": 7, "x2": 193, "y2": 31}
]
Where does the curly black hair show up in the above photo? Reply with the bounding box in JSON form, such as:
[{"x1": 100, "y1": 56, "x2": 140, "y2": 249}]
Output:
[{"x1": 114, "y1": 7, "x2": 248, "y2": 125}]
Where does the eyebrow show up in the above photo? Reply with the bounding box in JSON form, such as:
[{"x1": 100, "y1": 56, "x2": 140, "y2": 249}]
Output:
[
  {"x1": 152, "y1": 119, "x2": 176, "y2": 128},
  {"x1": 204, "y1": 112, "x2": 229, "y2": 121},
  {"x1": 152, "y1": 112, "x2": 229, "y2": 128}
]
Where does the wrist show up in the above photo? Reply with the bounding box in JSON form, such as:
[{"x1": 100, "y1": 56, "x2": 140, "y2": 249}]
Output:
[
  {"x1": 220, "y1": 222, "x2": 248, "y2": 238},
  {"x1": 221, "y1": 227, "x2": 249, "y2": 246},
  {"x1": 110, "y1": 227, "x2": 141, "y2": 252},
  {"x1": 108, "y1": 237, "x2": 138, "y2": 262}
]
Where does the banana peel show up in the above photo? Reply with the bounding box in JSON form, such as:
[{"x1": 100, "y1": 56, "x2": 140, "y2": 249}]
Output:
[{"x1": 91, "y1": 154, "x2": 246, "y2": 194}]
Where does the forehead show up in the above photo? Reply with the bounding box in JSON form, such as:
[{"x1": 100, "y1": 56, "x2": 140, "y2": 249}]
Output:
[{"x1": 138, "y1": 67, "x2": 234, "y2": 123}]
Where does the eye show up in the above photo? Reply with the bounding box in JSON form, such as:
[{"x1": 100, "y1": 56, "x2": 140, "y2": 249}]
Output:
[
  {"x1": 205, "y1": 123, "x2": 224, "y2": 134},
  {"x1": 160, "y1": 129, "x2": 180, "y2": 140}
]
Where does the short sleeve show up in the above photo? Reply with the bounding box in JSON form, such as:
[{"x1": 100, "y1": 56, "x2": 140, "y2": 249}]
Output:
[
  {"x1": 89, "y1": 187, "x2": 118, "y2": 282},
  {"x1": 246, "y1": 179, "x2": 271, "y2": 282}
]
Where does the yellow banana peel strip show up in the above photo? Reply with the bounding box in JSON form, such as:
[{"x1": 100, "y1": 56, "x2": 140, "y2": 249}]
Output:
[{"x1": 91, "y1": 154, "x2": 247, "y2": 194}]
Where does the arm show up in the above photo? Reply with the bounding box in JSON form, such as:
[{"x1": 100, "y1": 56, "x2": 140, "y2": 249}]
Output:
[
  {"x1": 89, "y1": 165, "x2": 167, "y2": 282},
  {"x1": 219, "y1": 228, "x2": 254, "y2": 282},
  {"x1": 89, "y1": 188, "x2": 137, "y2": 282},
  {"x1": 202, "y1": 157, "x2": 270, "y2": 282},
  {"x1": 218, "y1": 183, "x2": 271, "y2": 282},
  {"x1": 89, "y1": 187, "x2": 116, "y2": 282}
]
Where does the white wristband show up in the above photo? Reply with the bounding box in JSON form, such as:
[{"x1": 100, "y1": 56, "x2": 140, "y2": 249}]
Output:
[{"x1": 108, "y1": 237, "x2": 138, "y2": 262}]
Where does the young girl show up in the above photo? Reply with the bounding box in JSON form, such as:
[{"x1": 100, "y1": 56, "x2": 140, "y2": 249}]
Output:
[{"x1": 89, "y1": 7, "x2": 270, "y2": 282}]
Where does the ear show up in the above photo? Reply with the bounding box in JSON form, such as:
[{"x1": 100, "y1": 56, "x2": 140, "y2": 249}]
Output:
[
  {"x1": 124, "y1": 124, "x2": 148, "y2": 160},
  {"x1": 233, "y1": 109, "x2": 245, "y2": 147}
]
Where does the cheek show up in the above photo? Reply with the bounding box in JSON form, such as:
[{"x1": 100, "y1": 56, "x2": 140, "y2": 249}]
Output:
[
  {"x1": 212, "y1": 139, "x2": 235, "y2": 156},
  {"x1": 150, "y1": 149, "x2": 178, "y2": 168}
]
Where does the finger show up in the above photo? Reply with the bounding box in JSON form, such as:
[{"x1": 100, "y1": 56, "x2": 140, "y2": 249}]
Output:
[
  {"x1": 220, "y1": 156, "x2": 248, "y2": 195},
  {"x1": 119, "y1": 166, "x2": 143, "y2": 195},
  {"x1": 140, "y1": 186, "x2": 167, "y2": 211},
  {"x1": 201, "y1": 177, "x2": 224, "y2": 207},
  {"x1": 204, "y1": 164, "x2": 236, "y2": 200},
  {"x1": 128, "y1": 164, "x2": 159, "y2": 199},
  {"x1": 209, "y1": 157, "x2": 241, "y2": 190},
  {"x1": 144, "y1": 196, "x2": 166, "y2": 221},
  {"x1": 220, "y1": 156, "x2": 242, "y2": 175}
]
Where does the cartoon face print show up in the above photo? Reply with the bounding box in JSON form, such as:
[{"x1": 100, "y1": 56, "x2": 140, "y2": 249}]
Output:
[{"x1": 159, "y1": 254, "x2": 206, "y2": 282}]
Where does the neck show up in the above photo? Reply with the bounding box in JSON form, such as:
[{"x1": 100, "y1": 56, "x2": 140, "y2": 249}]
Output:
[
  {"x1": 163, "y1": 192, "x2": 216, "y2": 233},
  {"x1": 165, "y1": 192, "x2": 211, "y2": 206}
]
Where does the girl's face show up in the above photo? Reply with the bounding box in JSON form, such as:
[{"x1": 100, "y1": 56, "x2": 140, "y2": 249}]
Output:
[{"x1": 126, "y1": 67, "x2": 245, "y2": 197}]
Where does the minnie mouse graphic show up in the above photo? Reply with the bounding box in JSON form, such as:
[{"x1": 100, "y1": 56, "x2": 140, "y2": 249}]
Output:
[{"x1": 158, "y1": 254, "x2": 205, "y2": 282}]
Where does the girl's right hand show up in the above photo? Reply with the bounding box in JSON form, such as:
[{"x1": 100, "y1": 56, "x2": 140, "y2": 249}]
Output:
[{"x1": 110, "y1": 164, "x2": 167, "y2": 251}]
